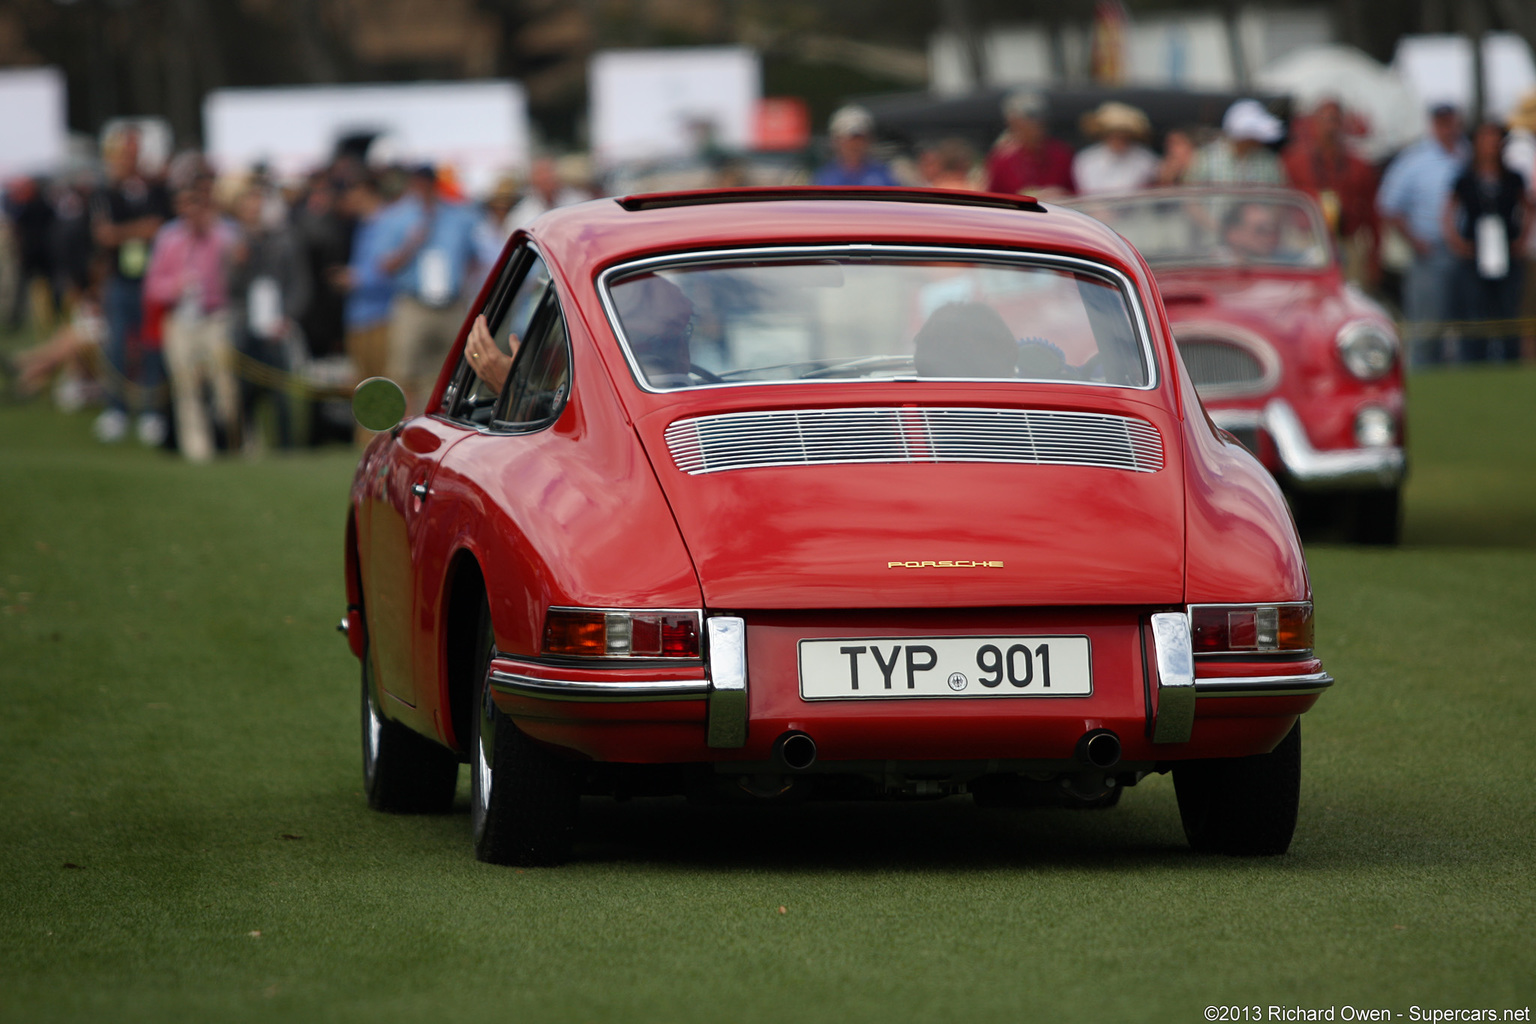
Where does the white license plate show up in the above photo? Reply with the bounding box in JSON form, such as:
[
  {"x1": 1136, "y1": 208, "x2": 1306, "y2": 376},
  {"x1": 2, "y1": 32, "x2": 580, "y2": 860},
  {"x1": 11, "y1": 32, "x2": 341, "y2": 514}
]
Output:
[{"x1": 798, "y1": 636, "x2": 1092, "y2": 700}]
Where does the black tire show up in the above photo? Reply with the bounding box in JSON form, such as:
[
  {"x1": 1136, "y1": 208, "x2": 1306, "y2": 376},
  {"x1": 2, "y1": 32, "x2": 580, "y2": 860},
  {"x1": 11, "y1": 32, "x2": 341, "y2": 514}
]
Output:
[
  {"x1": 1346, "y1": 487, "x2": 1402, "y2": 546},
  {"x1": 469, "y1": 597, "x2": 578, "y2": 865},
  {"x1": 361, "y1": 647, "x2": 460, "y2": 813},
  {"x1": 1173, "y1": 720, "x2": 1301, "y2": 855}
]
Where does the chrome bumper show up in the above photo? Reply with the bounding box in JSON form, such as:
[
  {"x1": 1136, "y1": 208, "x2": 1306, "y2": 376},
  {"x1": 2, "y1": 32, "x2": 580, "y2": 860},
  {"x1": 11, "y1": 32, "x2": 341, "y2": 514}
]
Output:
[
  {"x1": 1148, "y1": 613, "x2": 1332, "y2": 743},
  {"x1": 1211, "y1": 399, "x2": 1405, "y2": 490},
  {"x1": 1194, "y1": 671, "x2": 1334, "y2": 698},
  {"x1": 1149, "y1": 612, "x2": 1195, "y2": 744},
  {"x1": 484, "y1": 614, "x2": 751, "y2": 749},
  {"x1": 488, "y1": 671, "x2": 708, "y2": 702}
]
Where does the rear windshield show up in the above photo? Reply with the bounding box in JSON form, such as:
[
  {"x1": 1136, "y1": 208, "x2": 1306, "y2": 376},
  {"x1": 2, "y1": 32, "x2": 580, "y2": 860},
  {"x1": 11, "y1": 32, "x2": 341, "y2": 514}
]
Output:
[{"x1": 603, "y1": 252, "x2": 1152, "y2": 391}]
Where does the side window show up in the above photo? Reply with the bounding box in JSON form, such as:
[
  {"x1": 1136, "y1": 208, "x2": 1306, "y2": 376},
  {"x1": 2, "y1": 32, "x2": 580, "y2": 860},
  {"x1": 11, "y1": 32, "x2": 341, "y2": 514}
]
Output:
[
  {"x1": 445, "y1": 251, "x2": 552, "y2": 425},
  {"x1": 496, "y1": 300, "x2": 570, "y2": 429}
]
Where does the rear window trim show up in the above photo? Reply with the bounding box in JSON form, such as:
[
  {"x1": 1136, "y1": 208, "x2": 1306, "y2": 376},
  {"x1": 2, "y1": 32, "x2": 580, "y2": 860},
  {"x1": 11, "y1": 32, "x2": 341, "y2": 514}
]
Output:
[{"x1": 595, "y1": 244, "x2": 1161, "y2": 395}]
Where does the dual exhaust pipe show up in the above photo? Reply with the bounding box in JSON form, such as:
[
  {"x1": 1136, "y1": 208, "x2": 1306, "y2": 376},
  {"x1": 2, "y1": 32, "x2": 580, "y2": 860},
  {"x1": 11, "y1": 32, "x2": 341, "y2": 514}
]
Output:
[
  {"x1": 772, "y1": 730, "x2": 818, "y2": 771},
  {"x1": 770, "y1": 728, "x2": 1119, "y2": 773},
  {"x1": 1076, "y1": 728, "x2": 1122, "y2": 769}
]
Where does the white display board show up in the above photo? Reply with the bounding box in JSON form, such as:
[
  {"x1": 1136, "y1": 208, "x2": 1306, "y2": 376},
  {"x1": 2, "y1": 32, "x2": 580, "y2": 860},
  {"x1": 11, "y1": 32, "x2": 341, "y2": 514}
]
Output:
[
  {"x1": 589, "y1": 47, "x2": 761, "y2": 167},
  {"x1": 1482, "y1": 33, "x2": 1536, "y2": 122},
  {"x1": 203, "y1": 81, "x2": 531, "y2": 195},
  {"x1": 0, "y1": 67, "x2": 68, "y2": 178},
  {"x1": 1393, "y1": 33, "x2": 1536, "y2": 122}
]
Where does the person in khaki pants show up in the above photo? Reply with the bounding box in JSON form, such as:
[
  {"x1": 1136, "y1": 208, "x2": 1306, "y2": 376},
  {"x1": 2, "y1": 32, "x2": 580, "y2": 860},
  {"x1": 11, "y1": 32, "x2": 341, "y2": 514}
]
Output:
[
  {"x1": 333, "y1": 173, "x2": 395, "y2": 443},
  {"x1": 143, "y1": 177, "x2": 241, "y2": 462}
]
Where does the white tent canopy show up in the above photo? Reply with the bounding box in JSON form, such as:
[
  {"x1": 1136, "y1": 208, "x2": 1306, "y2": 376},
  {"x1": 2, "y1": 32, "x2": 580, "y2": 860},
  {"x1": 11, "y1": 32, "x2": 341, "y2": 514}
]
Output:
[{"x1": 1255, "y1": 44, "x2": 1422, "y2": 161}]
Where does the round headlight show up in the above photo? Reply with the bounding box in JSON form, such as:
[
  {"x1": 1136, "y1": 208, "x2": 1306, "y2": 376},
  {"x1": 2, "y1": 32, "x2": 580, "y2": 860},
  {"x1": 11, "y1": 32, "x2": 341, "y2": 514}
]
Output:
[
  {"x1": 1353, "y1": 406, "x2": 1396, "y2": 448},
  {"x1": 1337, "y1": 321, "x2": 1398, "y2": 381}
]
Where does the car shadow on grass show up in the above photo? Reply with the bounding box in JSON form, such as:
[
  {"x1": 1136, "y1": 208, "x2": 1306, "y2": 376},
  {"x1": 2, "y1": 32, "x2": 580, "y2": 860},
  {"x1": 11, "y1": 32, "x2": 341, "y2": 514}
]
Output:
[{"x1": 560, "y1": 793, "x2": 1198, "y2": 871}]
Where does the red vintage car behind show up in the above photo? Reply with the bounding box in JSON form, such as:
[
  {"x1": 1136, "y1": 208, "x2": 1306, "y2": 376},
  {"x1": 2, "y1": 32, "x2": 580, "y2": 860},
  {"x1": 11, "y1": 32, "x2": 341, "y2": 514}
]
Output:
[
  {"x1": 1071, "y1": 187, "x2": 1406, "y2": 544},
  {"x1": 343, "y1": 187, "x2": 1332, "y2": 865}
]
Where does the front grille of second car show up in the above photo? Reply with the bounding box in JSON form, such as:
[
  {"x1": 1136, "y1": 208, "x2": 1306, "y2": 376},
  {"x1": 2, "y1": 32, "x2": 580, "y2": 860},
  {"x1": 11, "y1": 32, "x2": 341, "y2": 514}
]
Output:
[
  {"x1": 1176, "y1": 339, "x2": 1267, "y2": 390},
  {"x1": 664, "y1": 407, "x2": 1165, "y2": 475}
]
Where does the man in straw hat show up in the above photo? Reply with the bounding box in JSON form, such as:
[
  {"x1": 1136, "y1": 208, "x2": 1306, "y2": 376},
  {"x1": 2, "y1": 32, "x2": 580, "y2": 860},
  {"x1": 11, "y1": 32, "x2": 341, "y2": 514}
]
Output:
[{"x1": 1072, "y1": 101, "x2": 1159, "y2": 195}]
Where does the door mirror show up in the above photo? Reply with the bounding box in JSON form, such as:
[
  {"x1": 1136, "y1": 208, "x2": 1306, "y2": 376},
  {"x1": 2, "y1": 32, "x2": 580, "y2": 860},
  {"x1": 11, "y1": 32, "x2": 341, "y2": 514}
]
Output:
[{"x1": 352, "y1": 377, "x2": 407, "y2": 432}]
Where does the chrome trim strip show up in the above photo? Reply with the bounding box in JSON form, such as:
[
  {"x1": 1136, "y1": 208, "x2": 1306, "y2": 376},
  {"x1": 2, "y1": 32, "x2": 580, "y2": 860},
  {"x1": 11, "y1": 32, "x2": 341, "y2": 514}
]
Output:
[
  {"x1": 595, "y1": 244, "x2": 1160, "y2": 394},
  {"x1": 547, "y1": 604, "x2": 702, "y2": 615},
  {"x1": 488, "y1": 671, "x2": 707, "y2": 703},
  {"x1": 1195, "y1": 671, "x2": 1334, "y2": 697},
  {"x1": 1263, "y1": 398, "x2": 1405, "y2": 489},
  {"x1": 1149, "y1": 611, "x2": 1195, "y2": 744},
  {"x1": 706, "y1": 616, "x2": 749, "y2": 748}
]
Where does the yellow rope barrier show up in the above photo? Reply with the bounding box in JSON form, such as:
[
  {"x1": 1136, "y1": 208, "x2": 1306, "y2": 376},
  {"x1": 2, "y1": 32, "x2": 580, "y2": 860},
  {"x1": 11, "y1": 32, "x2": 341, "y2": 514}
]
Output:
[{"x1": 1393, "y1": 317, "x2": 1536, "y2": 338}]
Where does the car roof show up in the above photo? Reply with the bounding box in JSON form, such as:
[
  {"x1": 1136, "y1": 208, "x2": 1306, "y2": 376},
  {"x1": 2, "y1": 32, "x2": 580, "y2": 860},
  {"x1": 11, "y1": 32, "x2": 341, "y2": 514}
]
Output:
[{"x1": 525, "y1": 187, "x2": 1148, "y2": 277}]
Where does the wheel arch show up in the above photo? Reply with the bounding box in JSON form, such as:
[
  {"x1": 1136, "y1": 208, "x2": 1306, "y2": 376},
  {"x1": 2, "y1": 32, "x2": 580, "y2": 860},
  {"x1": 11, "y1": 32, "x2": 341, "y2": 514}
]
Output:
[
  {"x1": 441, "y1": 548, "x2": 489, "y2": 756},
  {"x1": 343, "y1": 508, "x2": 368, "y2": 662}
]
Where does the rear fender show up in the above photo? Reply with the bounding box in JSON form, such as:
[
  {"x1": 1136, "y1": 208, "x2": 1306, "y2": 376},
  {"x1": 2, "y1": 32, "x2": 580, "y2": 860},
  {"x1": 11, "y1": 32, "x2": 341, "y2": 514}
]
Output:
[{"x1": 1178, "y1": 366, "x2": 1310, "y2": 603}]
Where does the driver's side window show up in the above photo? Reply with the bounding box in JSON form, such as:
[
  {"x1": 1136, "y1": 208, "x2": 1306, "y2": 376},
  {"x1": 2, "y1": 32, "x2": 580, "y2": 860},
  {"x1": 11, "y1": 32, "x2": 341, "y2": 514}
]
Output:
[{"x1": 447, "y1": 250, "x2": 552, "y2": 426}]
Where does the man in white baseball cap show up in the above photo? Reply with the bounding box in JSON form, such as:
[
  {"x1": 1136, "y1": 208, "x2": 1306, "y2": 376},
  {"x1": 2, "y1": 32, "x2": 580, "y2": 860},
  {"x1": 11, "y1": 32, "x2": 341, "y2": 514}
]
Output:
[{"x1": 1188, "y1": 99, "x2": 1288, "y2": 185}]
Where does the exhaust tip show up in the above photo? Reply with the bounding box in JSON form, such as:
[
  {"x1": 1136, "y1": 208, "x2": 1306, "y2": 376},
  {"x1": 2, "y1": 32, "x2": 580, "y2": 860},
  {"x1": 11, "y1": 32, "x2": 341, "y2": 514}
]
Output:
[
  {"x1": 774, "y1": 731, "x2": 818, "y2": 771},
  {"x1": 1077, "y1": 729, "x2": 1121, "y2": 770}
]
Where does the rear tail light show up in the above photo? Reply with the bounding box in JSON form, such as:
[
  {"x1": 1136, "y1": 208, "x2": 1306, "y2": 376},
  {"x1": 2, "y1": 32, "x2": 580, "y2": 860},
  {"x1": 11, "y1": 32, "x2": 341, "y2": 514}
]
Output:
[
  {"x1": 1188, "y1": 602, "x2": 1313, "y2": 655},
  {"x1": 542, "y1": 608, "x2": 701, "y2": 659}
]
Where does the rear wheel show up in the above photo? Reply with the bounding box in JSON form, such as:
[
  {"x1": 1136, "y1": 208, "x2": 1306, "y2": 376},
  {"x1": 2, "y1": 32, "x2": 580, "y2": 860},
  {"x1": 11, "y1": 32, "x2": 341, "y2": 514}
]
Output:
[
  {"x1": 361, "y1": 648, "x2": 459, "y2": 813},
  {"x1": 469, "y1": 596, "x2": 578, "y2": 865},
  {"x1": 1173, "y1": 721, "x2": 1301, "y2": 855}
]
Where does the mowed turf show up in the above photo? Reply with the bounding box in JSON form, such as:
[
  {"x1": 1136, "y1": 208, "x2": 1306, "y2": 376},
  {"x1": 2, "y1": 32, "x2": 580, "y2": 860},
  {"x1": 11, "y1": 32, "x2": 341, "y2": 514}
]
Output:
[{"x1": 2, "y1": 369, "x2": 1534, "y2": 1023}]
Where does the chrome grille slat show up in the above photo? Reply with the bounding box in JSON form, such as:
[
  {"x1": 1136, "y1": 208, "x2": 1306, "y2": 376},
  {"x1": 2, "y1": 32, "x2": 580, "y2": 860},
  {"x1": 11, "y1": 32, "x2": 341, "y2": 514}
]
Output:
[
  {"x1": 665, "y1": 408, "x2": 1163, "y2": 475},
  {"x1": 1176, "y1": 339, "x2": 1266, "y2": 390}
]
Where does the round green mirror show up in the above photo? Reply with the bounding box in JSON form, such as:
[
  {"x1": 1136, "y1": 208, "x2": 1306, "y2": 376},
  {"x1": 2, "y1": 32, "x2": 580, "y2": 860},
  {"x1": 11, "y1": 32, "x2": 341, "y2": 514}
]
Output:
[{"x1": 352, "y1": 377, "x2": 407, "y2": 432}]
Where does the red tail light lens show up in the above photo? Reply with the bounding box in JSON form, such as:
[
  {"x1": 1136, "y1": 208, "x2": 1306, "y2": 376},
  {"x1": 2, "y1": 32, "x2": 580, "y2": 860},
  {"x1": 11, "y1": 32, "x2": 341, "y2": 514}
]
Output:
[
  {"x1": 1189, "y1": 602, "x2": 1313, "y2": 655},
  {"x1": 543, "y1": 608, "x2": 702, "y2": 659}
]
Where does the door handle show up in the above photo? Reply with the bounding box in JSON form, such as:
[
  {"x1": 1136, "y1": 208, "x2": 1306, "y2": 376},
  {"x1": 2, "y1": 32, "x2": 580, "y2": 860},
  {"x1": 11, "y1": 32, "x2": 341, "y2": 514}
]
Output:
[{"x1": 410, "y1": 481, "x2": 429, "y2": 500}]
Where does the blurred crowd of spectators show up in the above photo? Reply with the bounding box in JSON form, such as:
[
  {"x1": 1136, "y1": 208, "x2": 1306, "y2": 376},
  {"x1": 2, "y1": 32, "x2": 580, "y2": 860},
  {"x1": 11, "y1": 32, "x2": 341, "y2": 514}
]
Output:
[
  {"x1": 3, "y1": 86, "x2": 1534, "y2": 460},
  {"x1": 821, "y1": 88, "x2": 1536, "y2": 365},
  {"x1": 0, "y1": 125, "x2": 592, "y2": 460}
]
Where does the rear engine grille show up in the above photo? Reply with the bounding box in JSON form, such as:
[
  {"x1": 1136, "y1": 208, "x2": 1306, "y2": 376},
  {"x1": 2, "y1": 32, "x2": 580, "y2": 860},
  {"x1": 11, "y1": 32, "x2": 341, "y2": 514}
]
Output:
[
  {"x1": 1176, "y1": 339, "x2": 1267, "y2": 390},
  {"x1": 664, "y1": 407, "x2": 1164, "y2": 475}
]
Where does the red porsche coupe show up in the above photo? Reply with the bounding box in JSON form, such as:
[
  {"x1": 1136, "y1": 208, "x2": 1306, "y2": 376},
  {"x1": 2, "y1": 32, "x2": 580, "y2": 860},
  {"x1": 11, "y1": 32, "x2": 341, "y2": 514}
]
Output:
[{"x1": 343, "y1": 187, "x2": 1332, "y2": 865}]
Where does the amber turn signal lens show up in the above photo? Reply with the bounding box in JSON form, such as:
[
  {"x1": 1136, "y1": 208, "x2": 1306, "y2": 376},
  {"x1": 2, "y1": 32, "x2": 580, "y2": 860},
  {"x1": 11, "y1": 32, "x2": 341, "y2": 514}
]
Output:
[
  {"x1": 542, "y1": 610, "x2": 608, "y2": 656},
  {"x1": 1189, "y1": 602, "x2": 1312, "y2": 655}
]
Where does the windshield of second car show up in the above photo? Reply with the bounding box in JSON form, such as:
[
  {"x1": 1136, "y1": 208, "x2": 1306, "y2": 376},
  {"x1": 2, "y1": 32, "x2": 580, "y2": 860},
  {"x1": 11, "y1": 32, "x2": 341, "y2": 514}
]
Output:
[
  {"x1": 604, "y1": 255, "x2": 1151, "y2": 390},
  {"x1": 1070, "y1": 193, "x2": 1331, "y2": 270}
]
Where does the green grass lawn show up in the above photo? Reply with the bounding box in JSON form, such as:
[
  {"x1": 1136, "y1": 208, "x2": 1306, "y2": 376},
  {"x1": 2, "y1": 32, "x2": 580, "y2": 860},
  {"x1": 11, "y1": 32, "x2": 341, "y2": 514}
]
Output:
[{"x1": 2, "y1": 369, "x2": 1534, "y2": 1023}]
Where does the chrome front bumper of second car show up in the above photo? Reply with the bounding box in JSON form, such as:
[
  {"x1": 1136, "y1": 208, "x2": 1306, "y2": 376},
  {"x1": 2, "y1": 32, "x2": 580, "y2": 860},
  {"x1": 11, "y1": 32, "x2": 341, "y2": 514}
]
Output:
[{"x1": 1212, "y1": 399, "x2": 1405, "y2": 490}]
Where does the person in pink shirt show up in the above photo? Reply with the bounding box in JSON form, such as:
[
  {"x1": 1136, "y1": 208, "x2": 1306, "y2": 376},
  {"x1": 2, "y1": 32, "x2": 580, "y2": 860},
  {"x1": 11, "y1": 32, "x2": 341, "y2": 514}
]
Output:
[
  {"x1": 144, "y1": 177, "x2": 242, "y2": 462},
  {"x1": 984, "y1": 90, "x2": 1076, "y2": 198}
]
